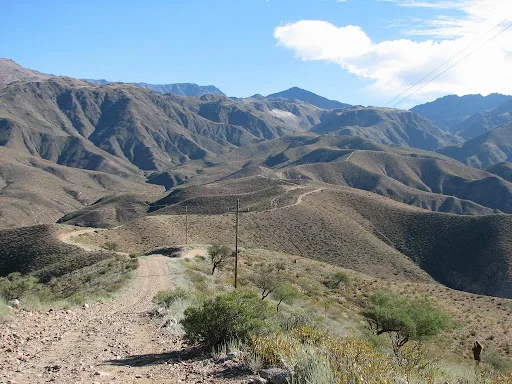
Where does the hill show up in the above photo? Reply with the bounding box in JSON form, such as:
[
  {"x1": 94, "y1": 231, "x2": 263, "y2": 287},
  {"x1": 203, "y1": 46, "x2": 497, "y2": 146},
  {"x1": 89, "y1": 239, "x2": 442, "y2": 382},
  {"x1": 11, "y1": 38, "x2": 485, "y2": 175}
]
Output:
[
  {"x1": 266, "y1": 87, "x2": 351, "y2": 110},
  {"x1": 80, "y1": 181, "x2": 512, "y2": 297},
  {"x1": 0, "y1": 224, "x2": 112, "y2": 281},
  {"x1": 411, "y1": 93, "x2": 511, "y2": 132},
  {"x1": 0, "y1": 58, "x2": 53, "y2": 86},
  {"x1": 83, "y1": 79, "x2": 225, "y2": 96},
  {"x1": 0, "y1": 146, "x2": 161, "y2": 229},
  {"x1": 457, "y1": 98, "x2": 512, "y2": 139},
  {"x1": 439, "y1": 122, "x2": 512, "y2": 168},
  {"x1": 311, "y1": 107, "x2": 461, "y2": 151},
  {"x1": 141, "y1": 134, "x2": 512, "y2": 215},
  {"x1": 486, "y1": 161, "x2": 512, "y2": 183}
]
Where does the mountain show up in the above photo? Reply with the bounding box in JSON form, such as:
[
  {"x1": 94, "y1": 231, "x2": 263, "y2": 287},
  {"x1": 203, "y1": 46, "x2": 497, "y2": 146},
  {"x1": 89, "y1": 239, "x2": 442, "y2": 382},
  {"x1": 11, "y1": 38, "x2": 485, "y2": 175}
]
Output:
[
  {"x1": 83, "y1": 79, "x2": 225, "y2": 96},
  {"x1": 266, "y1": 87, "x2": 351, "y2": 110},
  {"x1": 0, "y1": 58, "x2": 53, "y2": 86},
  {"x1": 142, "y1": 134, "x2": 512, "y2": 216},
  {"x1": 0, "y1": 77, "x2": 325, "y2": 177},
  {"x1": 439, "y1": 122, "x2": 512, "y2": 168},
  {"x1": 311, "y1": 107, "x2": 461, "y2": 151},
  {"x1": 485, "y1": 162, "x2": 512, "y2": 183},
  {"x1": 456, "y1": 99, "x2": 512, "y2": 139},
  {"x1": 411, "y1": 93, "x2": 511, "y2": 132}
]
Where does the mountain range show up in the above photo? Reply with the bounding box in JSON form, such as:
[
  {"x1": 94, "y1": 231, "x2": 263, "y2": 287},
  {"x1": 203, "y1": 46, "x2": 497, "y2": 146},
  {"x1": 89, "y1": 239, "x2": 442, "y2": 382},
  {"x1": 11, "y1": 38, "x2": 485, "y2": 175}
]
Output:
[
  {"x1": 82, "y1": 79, "x2": 226, "y2": 97},
  {"x1": 2, "y1": 58, "x2": 512, "y2": 297},
  {"x1": 412, "y1": 93, "x2": 512, "y2": 140}
]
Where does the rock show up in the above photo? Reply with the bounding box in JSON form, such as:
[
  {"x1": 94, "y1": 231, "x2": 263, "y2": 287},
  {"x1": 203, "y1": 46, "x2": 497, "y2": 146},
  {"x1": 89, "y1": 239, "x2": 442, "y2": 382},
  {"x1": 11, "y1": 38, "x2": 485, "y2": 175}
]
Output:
[
  {"x1": 8, "y1": 299, "x2": 20, "y2": 309},
  {"x1": 250, "y1": 378, "x2": 267, "y2": 384},
  {"x1": 259, "y1": 368, "x2": 290, "y2": 384},
  {"x1": 93, "y1": 371, "x2": 109, "y2": 376}
]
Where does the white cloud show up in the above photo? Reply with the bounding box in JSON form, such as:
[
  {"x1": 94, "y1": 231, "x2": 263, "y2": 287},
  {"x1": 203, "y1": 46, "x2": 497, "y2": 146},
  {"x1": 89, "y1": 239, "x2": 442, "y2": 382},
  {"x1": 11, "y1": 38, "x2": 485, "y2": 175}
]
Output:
[{"x1": 274, "y1": 0, "x2": 512, "y2": 105}]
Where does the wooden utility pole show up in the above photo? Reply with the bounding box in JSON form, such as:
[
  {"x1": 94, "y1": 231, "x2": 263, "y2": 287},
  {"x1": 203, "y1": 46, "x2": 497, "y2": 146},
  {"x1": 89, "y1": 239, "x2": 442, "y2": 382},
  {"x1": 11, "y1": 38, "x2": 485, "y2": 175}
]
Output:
[
  {"x1": 185, "y1": 206, "x2": 188, "y2": 245},
  {"x1": 234, "y1": 199, "x2": 239, "y2": 289}
]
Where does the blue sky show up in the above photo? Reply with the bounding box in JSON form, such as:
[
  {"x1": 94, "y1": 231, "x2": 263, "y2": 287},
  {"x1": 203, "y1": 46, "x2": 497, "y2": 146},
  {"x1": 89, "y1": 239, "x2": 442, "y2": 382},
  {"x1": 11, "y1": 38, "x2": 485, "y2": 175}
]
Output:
[{"x1": 1, "y1": 0, "x2": 510, "y2": 107}]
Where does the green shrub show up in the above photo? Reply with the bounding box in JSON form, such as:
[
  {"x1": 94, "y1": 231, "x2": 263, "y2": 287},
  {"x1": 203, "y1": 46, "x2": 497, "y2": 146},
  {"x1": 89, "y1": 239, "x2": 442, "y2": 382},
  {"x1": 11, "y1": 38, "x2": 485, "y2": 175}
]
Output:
[
  {"x1": 181, "y1": 290, "x2": 270, "y2": 349},
  {"x1": 153, "y1": 287, "x2": 190, "y2": 308},
  {"x1": 362, "y1": 291, "x2": 453, "y2": 352},
  {"x1": 0, "y1": 297, "x2": 11, "y2": 323},
  {"x1": 0, "y1": 272, "x2": 41, "y2": 300},
  {"x1": 323, "y1": 270, "x2": 349, "y2": 290},
  {"x1": 103, "y1": 242, "x2": 119, "y2": 251}
]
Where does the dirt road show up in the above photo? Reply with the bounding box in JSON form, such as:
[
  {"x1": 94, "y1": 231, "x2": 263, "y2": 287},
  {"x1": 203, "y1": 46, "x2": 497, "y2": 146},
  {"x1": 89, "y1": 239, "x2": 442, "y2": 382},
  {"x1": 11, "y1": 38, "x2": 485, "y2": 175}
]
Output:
[{"x1": 1, "y1": 255, "x2": 178, "y2": 383}]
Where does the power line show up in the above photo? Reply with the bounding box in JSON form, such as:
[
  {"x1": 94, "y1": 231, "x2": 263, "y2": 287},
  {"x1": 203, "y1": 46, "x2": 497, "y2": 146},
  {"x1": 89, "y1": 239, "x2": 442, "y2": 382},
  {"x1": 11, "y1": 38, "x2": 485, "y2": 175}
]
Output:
[
  {"x1": 392, "y1": 21, "x2": 512, "y2": 108},
  {"x1": 384, "y1": 18, "x2": 509, "y2": 107}
]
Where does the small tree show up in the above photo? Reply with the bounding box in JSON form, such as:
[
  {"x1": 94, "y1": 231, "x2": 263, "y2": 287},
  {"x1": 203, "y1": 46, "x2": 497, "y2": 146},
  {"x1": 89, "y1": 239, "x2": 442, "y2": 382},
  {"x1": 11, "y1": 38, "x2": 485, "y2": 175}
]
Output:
[
  {"x1": 181, "y1": 290, "x2": 270, "y2": 349},
  {"x1": 324, "y1": 270, "x2": 349, "y2": 290},
  {"x1": 253, "y1": 265, "x2": 280, "y2": 300},
  {"x1": 208, "y1": 244, "x2": 233, "y2": 275},
  {"x1": 272, "y1": 283, "x2": 301, "y2": 312},
  {"x1": 362, "y1": 292, "x2": 452, "y2": 353}
]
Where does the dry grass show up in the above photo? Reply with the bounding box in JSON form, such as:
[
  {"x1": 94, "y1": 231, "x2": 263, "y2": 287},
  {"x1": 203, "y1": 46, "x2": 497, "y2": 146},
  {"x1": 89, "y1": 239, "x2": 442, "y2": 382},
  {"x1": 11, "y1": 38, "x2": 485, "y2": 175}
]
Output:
[{"x1": 173, "y1": 246, "x2": 512, "y2": 380}]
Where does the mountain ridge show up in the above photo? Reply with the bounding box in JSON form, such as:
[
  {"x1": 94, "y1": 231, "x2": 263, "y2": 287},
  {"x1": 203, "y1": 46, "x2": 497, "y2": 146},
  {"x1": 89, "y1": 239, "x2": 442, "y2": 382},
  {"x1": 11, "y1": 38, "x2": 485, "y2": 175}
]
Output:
[
  {"x1": 82, "y1": 79, "x2": 225, "y2": 96},
  {"x1": 266, "y1": 86, "x2": 351, "y2": 110}
]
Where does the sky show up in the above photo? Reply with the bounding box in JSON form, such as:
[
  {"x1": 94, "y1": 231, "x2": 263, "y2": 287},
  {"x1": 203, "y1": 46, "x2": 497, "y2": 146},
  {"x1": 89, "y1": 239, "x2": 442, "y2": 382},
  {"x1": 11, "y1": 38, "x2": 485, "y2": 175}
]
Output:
[{"x1": 1, "y1": 0, "x2": 511, "y2": 108}]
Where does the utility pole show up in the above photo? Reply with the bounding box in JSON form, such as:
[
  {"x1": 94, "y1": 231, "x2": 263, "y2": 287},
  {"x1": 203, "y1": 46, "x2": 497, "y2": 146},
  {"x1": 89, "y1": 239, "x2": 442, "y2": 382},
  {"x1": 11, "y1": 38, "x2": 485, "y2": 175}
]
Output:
[
  {"x1": 185, "y1": 206, "x2": 188, "y2": 246},
  {"x1": 234, "y1": 199, "x2": 239, "y2": 289}
]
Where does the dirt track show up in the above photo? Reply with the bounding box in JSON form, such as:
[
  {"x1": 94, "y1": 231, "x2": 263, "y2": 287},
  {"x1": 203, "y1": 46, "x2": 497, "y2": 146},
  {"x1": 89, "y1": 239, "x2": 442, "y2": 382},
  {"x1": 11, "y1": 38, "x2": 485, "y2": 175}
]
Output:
[{"x1": 1, "y1": 255, "x2": 177, "y2": 383}]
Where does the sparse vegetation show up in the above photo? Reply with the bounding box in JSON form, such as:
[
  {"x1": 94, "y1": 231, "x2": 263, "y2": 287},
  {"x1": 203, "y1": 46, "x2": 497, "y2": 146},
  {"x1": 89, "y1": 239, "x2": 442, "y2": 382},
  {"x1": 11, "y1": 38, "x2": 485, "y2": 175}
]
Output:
[
  {"x1": 103, "y1": 242, "x2": 119, "y2": 251},
  {"x1": 153, "y1": 287, "x2": 189, "y2": 308}
]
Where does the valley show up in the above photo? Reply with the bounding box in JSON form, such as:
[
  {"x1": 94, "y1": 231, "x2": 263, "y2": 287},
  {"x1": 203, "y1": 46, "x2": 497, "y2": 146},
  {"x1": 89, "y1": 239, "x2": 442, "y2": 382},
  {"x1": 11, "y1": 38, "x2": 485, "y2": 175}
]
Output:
[{"x1": 1, "y1": 58, "x2": 512, "y2": 383}]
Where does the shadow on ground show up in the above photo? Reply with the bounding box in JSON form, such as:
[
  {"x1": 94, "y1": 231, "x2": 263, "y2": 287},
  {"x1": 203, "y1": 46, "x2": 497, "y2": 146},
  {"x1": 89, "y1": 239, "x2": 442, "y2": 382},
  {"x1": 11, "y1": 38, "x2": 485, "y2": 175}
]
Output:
[
  {"x1": 105, "y1": 348, "x2": 252, "y2": 379},
  {"x1": 106, "y1": 347, "x2": 203, "y2": 367}
]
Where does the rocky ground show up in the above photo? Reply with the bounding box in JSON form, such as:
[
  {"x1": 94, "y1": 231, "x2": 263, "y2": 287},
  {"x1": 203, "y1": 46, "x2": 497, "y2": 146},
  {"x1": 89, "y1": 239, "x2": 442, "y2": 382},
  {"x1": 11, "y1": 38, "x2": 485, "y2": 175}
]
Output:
[{"x1": 0, "y1": 255, "x2": 258, "y2": 384}]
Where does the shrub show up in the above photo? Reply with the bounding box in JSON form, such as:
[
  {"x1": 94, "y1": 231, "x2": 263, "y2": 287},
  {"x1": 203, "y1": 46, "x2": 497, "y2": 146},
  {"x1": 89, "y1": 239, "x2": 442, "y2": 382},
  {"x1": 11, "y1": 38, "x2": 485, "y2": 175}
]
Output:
[
  {"x1": 286, "y1": 348, "x2": 337, "y2": 384},
  {"x1": 323, "y1": 270, "x2": 349, "y2": 290},
  {"x1": 362, "y1": 291, "x2": 453, "y2": 352},
  {"x1": 153, "y1": 287, "x2": 189, "y2": 308},
  {"x1": 0, "y1": 297, "x2": 11, "y2": 323},
  {"x1": 181, "y1": 290, "x2": 270, "y2": 349},
  {"x1": 0, "y1": 272, "x2": 41, "y2": 300},
  {"x1": 103, "y1": 242, "x2": 119, "y2": 251}
]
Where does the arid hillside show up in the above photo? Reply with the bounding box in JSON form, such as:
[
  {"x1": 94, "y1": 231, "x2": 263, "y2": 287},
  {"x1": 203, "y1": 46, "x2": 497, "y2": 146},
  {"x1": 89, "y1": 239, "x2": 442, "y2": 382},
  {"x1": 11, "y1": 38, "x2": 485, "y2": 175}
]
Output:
[{"x1": 75, "y1": 179, "x2": 512, "y2": 298}]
